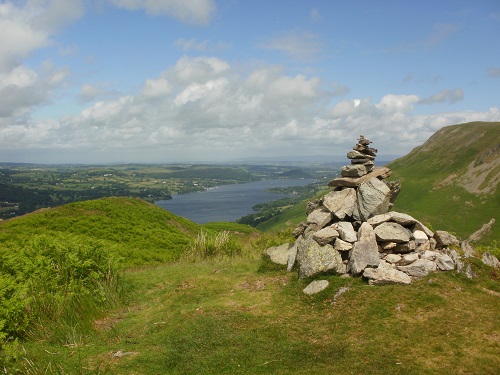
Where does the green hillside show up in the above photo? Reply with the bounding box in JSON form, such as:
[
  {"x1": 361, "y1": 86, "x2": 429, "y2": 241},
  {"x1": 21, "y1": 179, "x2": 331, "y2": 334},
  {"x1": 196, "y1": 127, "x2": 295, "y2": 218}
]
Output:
[
  {"x1": 0, "y1": 197, "x2": 201, "y2": 266},
  {"x1": 387, "y1": 121, "x2": 499, "y2": 242}
]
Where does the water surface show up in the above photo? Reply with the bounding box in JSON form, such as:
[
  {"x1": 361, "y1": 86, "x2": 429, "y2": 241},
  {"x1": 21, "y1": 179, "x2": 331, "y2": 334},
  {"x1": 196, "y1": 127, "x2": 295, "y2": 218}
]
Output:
[{"x1": 156, "y1": 179, "x2": 314, "y2": 224}]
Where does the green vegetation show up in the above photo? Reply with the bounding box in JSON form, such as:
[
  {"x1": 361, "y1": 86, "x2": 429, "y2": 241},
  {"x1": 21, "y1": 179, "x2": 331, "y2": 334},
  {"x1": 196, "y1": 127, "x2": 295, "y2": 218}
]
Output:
[
  {"x1": 0, "y1": 163, "x2": 340, "y2": 220},
  {"x1": 0, "y1": 197, "x2": 200, "y2": 267},
  {"x1": 386, "y1": 121, "x2": 499, "y2": 242},
  {"x1": 237, "y1": 182, "x2": 326, "y2": 227},
  {"x1": 0, "y1": 123, "x2": 499, "y2": 373},
  {"x1": 0, "y1": 193, "x2": 498, "y2": 373}
]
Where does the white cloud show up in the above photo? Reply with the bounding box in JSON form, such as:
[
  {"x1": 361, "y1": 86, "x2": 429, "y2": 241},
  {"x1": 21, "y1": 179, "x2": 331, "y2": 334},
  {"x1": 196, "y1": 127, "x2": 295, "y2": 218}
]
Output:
[
  {"x1": 1, "y1": 56, "x2": 499, "y2": 162},
  {"x1": 108, "y1": 0, "x2": 215, "y2": 24},
  {"x1": 259, "y1": 30, "x2": 322, "y2": 61},
  {"x1": 420, "y1": 89, "x2": 464, "y2": 105}
]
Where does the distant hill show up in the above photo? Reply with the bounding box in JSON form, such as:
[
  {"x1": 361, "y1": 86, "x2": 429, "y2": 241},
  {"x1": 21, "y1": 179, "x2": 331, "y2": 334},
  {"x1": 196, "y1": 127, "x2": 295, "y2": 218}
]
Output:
[
  {"x1": 387, "y1": 121, "x2": 499, "y2": 241},
  {"x1": 0, "y1": 197, "x2": 201, "y2": 266}
]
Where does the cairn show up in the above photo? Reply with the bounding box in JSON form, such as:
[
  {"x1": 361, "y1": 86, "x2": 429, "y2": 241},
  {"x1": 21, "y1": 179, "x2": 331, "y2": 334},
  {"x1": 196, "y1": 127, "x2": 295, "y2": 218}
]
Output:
[
  {"x1": 341, "y1": 135, "x2": 377, "y2": 177},
  {"x1": 263, "y1": 135, "x2": 473, "y2": 290}
]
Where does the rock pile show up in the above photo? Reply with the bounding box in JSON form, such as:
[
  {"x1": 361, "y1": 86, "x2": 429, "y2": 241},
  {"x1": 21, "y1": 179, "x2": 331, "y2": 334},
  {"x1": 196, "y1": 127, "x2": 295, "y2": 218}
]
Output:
[{"x1": 264, "y1": 135, "x2": 487, "y2": 288}]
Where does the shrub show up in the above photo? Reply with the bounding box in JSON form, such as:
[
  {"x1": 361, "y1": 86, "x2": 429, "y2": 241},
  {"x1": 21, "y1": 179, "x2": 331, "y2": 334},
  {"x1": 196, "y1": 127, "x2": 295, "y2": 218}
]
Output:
[{"x1": 0, "y1": 234, "x2": 124, "y2": 364}]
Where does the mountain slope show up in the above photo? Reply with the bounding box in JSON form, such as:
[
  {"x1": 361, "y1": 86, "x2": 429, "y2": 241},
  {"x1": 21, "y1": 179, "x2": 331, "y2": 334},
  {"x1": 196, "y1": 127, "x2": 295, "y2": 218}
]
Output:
[
  {"x1": 387, "y1": 121, "x2": 499, "y2": 241},
  {"x1": 0, "y1": 197, "x2": 201, "y2": 266}
]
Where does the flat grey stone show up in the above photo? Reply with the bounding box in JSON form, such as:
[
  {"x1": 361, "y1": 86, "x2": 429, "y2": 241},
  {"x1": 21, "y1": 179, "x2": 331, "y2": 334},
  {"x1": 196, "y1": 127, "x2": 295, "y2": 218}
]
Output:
[{"x1": 303, "y1": 280, "x2": 329, "y2": 295}]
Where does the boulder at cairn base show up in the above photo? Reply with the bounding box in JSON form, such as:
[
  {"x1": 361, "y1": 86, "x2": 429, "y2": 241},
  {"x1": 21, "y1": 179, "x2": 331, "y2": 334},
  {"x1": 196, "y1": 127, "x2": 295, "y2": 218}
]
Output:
[
  {"x1": 363, "y1": 264, "x2": 411, "y2": 285},
  {"x1": 348, "y1": 222, "x2": 380, "y2": 275},
  {"x1": 297, "y1": 235, "x2": 344, "y2": 278}
]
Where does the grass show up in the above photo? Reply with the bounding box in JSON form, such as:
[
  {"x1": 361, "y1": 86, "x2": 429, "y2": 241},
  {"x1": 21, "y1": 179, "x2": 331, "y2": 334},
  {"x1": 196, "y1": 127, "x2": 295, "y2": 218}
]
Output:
[
  {"x1": 15, "y1": 249, "x2": 500, "y2": 374},
  {"x1": 386, "y1": 121, "x2": 499, "y2": 242}
]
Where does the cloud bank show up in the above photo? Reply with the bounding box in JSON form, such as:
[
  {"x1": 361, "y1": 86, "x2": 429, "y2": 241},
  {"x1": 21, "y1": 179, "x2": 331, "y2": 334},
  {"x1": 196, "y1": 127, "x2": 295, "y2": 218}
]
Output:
[{"x1": 2, "y1": 55, "x2": 499, "y2": 163}]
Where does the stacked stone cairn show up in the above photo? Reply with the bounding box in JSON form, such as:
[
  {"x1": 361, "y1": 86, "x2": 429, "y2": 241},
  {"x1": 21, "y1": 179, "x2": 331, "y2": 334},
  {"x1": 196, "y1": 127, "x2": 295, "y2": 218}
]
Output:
[{"x1": 264, "y1": 135, "x2": 475, "y2": 291}]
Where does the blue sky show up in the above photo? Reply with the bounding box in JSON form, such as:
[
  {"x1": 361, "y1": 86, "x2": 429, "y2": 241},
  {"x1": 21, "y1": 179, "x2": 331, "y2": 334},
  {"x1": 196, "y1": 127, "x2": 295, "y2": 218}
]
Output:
[{"x1": 1, "y1": 0, "x2": 499, "y2": 163}]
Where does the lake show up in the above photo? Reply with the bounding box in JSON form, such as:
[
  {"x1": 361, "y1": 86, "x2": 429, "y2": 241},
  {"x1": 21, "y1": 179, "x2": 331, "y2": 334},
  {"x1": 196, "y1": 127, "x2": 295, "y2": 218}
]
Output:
[{"x1": 155, "y1": 178, "x2": 314, "y2": 224}]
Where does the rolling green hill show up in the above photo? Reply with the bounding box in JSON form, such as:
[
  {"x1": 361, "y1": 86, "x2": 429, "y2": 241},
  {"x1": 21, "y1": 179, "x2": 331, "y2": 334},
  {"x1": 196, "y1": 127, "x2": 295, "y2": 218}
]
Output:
[
  {"x1": 387, "y1": 121, "x2": 499, "y2": 242},
  {"x1": 0, "y1": 197, "x2": 201, "y2": 266}
]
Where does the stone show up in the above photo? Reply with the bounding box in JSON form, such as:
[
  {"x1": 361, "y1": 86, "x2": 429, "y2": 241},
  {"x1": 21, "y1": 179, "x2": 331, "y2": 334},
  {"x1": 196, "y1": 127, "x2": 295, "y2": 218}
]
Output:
[
  {"x1": 388, "y1": 211, "x2": 418, "y2": 226},
  {"x1": 306, "y1": 199, "x2": 321, "y2": 215},
  {"x1": 306, "y1": 209, "x2": 332, "y2": 227},
  {"x1": 322, "y1": 188, "x2": 356, "y2": 220},
  {"x1": 296, "y1": 235, "x2": 344, "y2": 279},
  {"x1": 379, "y1": 241, "x2": 397, "y2": 250},
  {"x1": 355, "y1": 177, "x2": 392, "y2": 221},
  {"x1": 434, "y1": 230, "x2": 460, "y2": 247},
  {"x1": 304, "y1": 223, "x2": 321, "y2": 236},
  {"x1": 341, "y1": 164, "x2": 369, "y2": 177},
  {"x1": 303, "y1": 280, "x2": 329, "y2": 295},
  {"x1": 333, "y1": 238, "x2": 353, "y2": 252},
  {"x1": 416, "y1": 240, "x2": 431, "y2": 251},
  {"x1": 264, "y1": 243, "x2": 293, "y2": 265},
  {"x1": 347, "y1": 150, "x2": 374, "y2": 160},
  {"x1": 413, "y1": 221, "x2": 434, "y2": 238},
  {"x1": 328, "y1": 167, "x2": 392, "y2": 188},
  {"x1": 353, "y1": 143, "x2": 377, "y2": 157},
  {"x1": 363, "y1": 267, "x2": 412, "y2": 285},
  {"x1": 392, "y1": 240, "x2": 416, "y2": 254},
  {"x1": 397, "y1": 259, "x2": 437, "y2": 277},
  {"x1": 374, "y1": 222, "x2": 412, "y2": 243},
  {"x1": 422, "y1": 250, "x2": 440, "y2": 260},
  {"x1": 468, "y1": 218, "x2": 495, "y2": 242},
  {"x1": 385, "y1": 180, "x2": 401, "y2": 203},
  {"x1": 435, "y1": 254, "x2": 455, "y2": 271},
  {"x1": 399, "y1": 252, "x2": 419, "y2": 265},
  {"x1": 332, "y1": 221, "x2": 357, "y2": 243},
  {"x1": 367, "y1": 213, "x2": 392, "y2": 227},
  {"x1": 292, "y1": 222, "x2": 307, "y2": 238},
  {"x1": 313, "y1": 227, "x2": 339, "y2": 246},
  {"x1": 482, "y1": 252, "x2": 500, "y2": 268},
  {"x1": 347, "y1": 222, "x2": 380, "y2": 275},
  {"x1": 385, "y1": 254, "x2": 402, "y2": 264},
  {"x1": 460, "y1": 241, "x2": 476, "y2": 258},
  {"x1": 351, "y1": 158, "x2": 374, "y2": 165},
  {"x1": 413, "y1": 230, "x2": 429, "y2": 245},
  {"x1": 287, "y1": 242, "x2": 299, "y2": 272}
]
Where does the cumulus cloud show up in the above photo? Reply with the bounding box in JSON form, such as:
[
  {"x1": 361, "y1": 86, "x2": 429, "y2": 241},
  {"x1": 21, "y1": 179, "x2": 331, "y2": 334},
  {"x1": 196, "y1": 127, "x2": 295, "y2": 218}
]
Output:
[
  {"x1": 2, "y1": 55, "x2": 499, "y2": 163},
  {"x1": 259, "y1": 30, "x2": 322, "y2": 61},
  {"x1": 108, "y1": 0, "x2": 215, "y2": 24},
  {"x1": 419, "y1": 89, "x2": 464, "y2": 104}
]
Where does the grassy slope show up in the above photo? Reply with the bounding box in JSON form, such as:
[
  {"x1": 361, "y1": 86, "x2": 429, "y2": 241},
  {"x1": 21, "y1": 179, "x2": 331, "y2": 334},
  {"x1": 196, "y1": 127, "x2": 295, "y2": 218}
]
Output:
[
  {"x1": 22, "y1": 258, "x2": 500, "y2": 374},
  {"x1": 0, "y1": 197, "x2": 201, "y2": 267},
  {"x1": 387, "y1": 121, "x2": 499, "y2": 241}
]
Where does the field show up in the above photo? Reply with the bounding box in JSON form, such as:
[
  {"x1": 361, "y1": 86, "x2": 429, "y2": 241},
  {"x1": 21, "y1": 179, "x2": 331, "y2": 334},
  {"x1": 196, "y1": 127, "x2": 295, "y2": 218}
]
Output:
[{"x1": 0, "y1": 162, "x2": 338, "y2": 220}]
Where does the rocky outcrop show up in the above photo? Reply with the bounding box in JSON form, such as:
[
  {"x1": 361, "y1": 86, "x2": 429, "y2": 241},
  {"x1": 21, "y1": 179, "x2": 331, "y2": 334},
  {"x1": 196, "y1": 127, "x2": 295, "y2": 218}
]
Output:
[{"x1": 263, "y1": 135, "x2": 487, "y2": 287}]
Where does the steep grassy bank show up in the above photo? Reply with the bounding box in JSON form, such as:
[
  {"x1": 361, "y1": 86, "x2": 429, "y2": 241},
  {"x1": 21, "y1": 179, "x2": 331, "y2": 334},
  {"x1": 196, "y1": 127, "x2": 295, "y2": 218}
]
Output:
[{"x1": 387, "y1": 121, "x2": 499, "y2": 241}]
